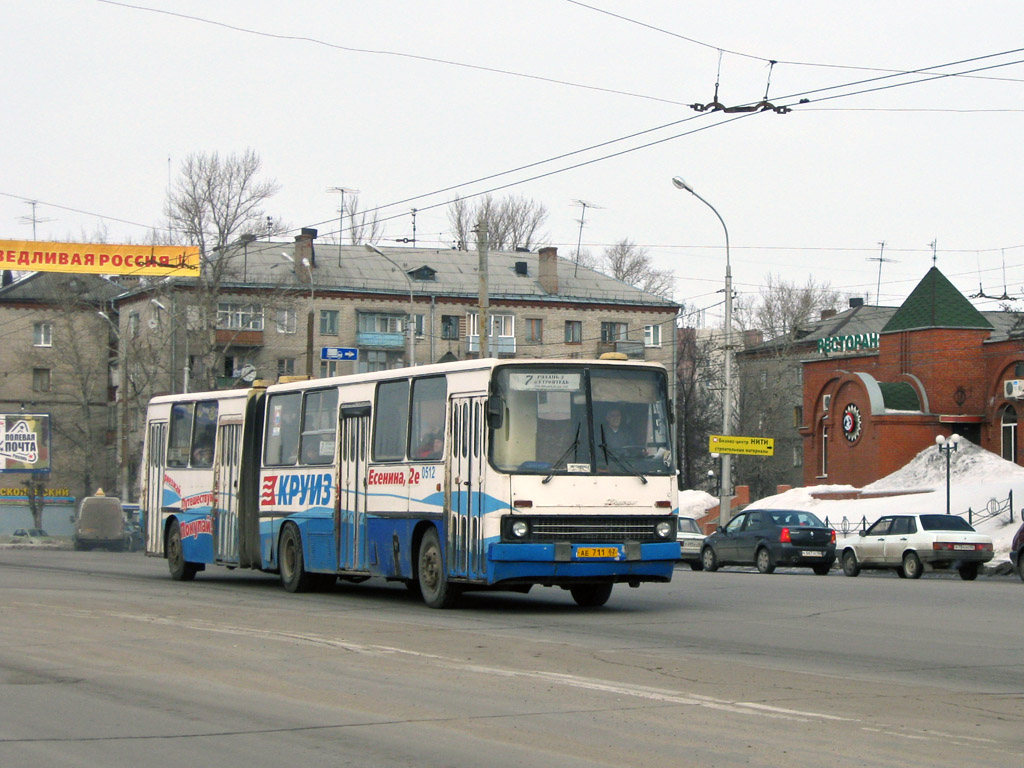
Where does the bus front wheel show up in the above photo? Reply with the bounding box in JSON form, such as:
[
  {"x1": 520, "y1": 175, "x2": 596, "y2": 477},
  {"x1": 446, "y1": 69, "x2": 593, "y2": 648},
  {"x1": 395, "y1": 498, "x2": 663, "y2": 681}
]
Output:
[
  {"x1": 418, "y1": 527, "x2": 460, "y2": 608},
  {"x1": 167, "y1": 521, "x2": 198, "y2": 582}
]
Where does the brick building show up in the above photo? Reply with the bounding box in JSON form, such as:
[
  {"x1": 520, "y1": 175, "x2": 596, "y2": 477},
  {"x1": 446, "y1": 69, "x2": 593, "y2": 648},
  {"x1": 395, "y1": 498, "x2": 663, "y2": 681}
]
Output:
[{"x1": 800, "y1": 267, "x2": 1024, "y2": 487}]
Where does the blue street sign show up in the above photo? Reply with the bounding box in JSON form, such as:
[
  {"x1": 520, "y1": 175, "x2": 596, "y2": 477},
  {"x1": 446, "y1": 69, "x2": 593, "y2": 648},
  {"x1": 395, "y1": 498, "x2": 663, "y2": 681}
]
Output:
[{"x1": 320, "y1": 346, "x2": 358, "y2": 361}]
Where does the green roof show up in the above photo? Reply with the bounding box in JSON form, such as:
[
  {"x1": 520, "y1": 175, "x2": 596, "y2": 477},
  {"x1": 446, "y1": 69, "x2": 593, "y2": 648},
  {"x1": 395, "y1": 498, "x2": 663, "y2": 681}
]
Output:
[
  {"x1": 882, "y1": 267, "x2": 992, "y2": 333},
  {"x1": 879, "y1": 382, "x2": 920, "y2": 411}
]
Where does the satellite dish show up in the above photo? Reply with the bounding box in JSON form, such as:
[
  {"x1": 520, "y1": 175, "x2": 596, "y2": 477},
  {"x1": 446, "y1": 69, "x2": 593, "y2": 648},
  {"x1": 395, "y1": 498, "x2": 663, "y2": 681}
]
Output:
[
  {"x1": 239, "y1": 364, "x2": 257, "y2": 382},
  {"x1": 147, "y1": 317, "x2": 159, "y2": 330}
]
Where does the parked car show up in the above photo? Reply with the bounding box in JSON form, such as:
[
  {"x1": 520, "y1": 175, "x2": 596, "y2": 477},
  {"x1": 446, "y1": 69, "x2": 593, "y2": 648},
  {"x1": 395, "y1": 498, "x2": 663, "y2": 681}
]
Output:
[
  {"x1": 677, "y1": 516, "x2": 706, "y2": 570},
  {"x1": 11, "y1": 528, "x2": 50, "y2": 544},
  {"x1": 837, "y1": 513, "x2": 993, "y2": 580},
  {"x1": 700, "y1": 509, "x2": 836, "y2": 575},
  {"x1": 1011, "y1": 521, "x2": 1024, "y2": 583}
]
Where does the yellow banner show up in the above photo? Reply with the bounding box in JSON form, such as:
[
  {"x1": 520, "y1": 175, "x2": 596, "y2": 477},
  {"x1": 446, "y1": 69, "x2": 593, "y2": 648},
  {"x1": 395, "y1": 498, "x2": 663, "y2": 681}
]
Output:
[
  {"x1": 0, "y1": 240, "x2": 200, "y2": 276},
  {"x1": 709, "y1": 434, "x2": 775, "y2": 456}
]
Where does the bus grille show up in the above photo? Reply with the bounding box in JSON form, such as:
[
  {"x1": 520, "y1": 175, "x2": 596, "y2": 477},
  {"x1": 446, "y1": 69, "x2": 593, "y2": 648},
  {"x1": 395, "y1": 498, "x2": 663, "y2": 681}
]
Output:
[{"x1": 502, "y1": 515, "x2": 673, "y2": 543}]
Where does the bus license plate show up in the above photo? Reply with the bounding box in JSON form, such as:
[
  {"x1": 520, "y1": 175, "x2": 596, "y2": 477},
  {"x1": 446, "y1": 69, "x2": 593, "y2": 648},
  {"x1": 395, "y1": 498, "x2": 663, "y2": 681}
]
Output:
[{"x1": 576, "y1": 547, "x2": 619, "y2": 559}]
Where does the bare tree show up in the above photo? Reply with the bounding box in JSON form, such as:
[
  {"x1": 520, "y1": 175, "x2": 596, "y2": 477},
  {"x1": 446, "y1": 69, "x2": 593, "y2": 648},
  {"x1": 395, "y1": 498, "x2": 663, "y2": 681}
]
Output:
[
  {"x1": 345, "y1": 194, "x2": 383, "y2": 245},
  {"x1": 735, "y1": 273, "x2": 843, "y2": 341},
  {"x1": 599, "y1": 239, "x2": 674, "y2": 298},
  {"x1": 675, "y1": 322, "x2": 722, "y2": 492},
  {"x1": 447, "y1": 194, "x2": 549, "y2": 251}
]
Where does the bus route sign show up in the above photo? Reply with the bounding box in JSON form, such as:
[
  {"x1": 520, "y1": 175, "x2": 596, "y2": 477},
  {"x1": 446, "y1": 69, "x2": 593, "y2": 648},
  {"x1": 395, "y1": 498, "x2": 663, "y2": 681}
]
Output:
[{"x1": 708, "y1": 435, "x2": 774, "y2": 456}]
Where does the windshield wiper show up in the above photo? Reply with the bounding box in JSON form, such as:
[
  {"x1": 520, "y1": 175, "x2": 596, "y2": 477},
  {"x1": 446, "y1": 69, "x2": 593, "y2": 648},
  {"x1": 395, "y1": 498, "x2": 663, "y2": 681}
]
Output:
[
  {"x1": 599, "y1": 426, "x2": 648, "y2": 484},
  {"x1": 543, "y1": 424, "x2": 581, "y2": 483}
]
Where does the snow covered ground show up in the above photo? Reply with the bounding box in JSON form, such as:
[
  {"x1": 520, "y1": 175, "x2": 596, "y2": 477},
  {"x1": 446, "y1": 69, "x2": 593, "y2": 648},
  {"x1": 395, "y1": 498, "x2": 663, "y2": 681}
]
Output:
[{"x1": 679, "y1": 438, "x2": 1024, "y2": 565}]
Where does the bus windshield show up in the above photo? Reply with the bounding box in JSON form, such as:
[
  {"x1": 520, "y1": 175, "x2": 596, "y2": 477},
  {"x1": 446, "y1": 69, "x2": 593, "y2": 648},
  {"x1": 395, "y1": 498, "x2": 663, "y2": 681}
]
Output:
[{"x1": 489, "y1": 365, "x2": 673, "y2": 476}]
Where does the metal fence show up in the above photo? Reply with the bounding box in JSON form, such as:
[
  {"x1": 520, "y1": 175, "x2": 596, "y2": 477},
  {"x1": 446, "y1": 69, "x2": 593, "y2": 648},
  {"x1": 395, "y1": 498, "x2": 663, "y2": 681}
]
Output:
[{"x1": 822, "y1": 490, "x2": 1015, "y2": 533}]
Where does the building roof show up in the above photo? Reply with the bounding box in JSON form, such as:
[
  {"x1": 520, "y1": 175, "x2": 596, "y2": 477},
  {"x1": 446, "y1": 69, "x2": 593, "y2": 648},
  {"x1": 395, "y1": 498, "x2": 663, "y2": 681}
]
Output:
[
  {"x1": 881, "y1": 267, "x2": 992, "y2": 333},
  {"x1": 0, "y1": 271, "x2": 124, "y2": 305},
  {"x1": 125, "y1": 241, "x2": 679, "y2": 310}
]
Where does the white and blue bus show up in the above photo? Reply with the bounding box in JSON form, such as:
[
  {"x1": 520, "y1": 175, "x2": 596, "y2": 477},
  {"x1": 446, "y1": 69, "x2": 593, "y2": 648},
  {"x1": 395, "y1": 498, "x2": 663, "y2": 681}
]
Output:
[{"x1": 142, "y1": 357, "x2": 679, "y2": 607}]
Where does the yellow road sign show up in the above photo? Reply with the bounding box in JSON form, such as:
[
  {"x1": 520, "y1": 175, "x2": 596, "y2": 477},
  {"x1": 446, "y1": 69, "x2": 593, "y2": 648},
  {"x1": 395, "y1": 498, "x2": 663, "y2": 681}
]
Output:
[{"x1": 709, "y1": 435, "x2": 774, "y2": 456}]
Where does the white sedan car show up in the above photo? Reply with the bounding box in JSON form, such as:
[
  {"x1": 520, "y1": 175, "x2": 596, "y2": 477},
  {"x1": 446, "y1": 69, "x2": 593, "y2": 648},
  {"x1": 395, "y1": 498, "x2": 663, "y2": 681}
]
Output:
[
  {"x1": 676, "y1": 516, "x2": 706, "y2": 571},
  {"x1": 837, "y1": 513, "x2": 993, "y2": 580}
]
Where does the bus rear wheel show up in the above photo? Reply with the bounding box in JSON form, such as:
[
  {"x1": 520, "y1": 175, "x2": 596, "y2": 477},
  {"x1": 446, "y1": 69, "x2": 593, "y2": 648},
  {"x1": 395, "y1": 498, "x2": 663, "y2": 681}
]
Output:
[
  {"x1": 570, "y1": 583, "x2": 613, "y2": 607},
  {"x1": 418, "y1": 527, "x2": 460, "y2": 608},
  {"x1": 167, "y1": 521, "x2": 198, "y2": 581},
  {"x1": 279, "y1": 524, "x2": 312, "y2": 593}
]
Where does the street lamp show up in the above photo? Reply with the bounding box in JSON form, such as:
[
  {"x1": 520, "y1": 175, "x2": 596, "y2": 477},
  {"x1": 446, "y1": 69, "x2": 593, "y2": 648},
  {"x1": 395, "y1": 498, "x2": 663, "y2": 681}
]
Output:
[
  {"x1": 673, "y1": 176, "x2": 734, "y2": 526},
  {"x1": 98, "y1": 310, "x2": 130, "y2": 500},
  {"x1": 936, "y1": 433, "x2": 961, "y2": 514},
  {"x1": 150, "y1": 298, "x2": 190, "y2": 393},
  {"x1": 364, "y1": 243, "x2": 416, "y2": 367}
]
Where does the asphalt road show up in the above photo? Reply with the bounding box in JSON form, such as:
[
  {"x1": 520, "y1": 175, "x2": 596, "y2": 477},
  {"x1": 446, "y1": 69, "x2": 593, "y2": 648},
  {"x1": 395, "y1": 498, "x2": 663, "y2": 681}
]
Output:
[{"x1": 1, "y1": 549, "x2": 1021, "y2": 768}]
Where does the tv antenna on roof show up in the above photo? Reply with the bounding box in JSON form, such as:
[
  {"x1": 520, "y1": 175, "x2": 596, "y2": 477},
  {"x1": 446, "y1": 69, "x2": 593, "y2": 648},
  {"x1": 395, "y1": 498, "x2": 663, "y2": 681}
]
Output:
[
  {"x1": 17, "y1": 201, "x2": 55, "y2": 240},
  {"x1": 866, "y1": 241, "x2": 897, "y2": 304},
  {"x1": 571, "y1": 199, "x2": 604, "y2": 276}
]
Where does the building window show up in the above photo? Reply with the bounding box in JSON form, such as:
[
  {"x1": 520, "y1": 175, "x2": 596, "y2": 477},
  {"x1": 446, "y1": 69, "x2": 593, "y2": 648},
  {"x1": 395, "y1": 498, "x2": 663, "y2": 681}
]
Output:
[
  {"x1": 792, "y1": 445, "x2": 803, "y2": 467},
  {"x1": 467, "y1": 313, "x2": 514, "y2": 338},
  {"x1": 358, "y1": 313, "x2": 403, "y2": 334},
  {"x1": 526, "y1": 319, "x2": 543, "y2": 344},
  {"x1": 601, "y1": 322, "x2": 628, "y2": 342},
  {"x1": 565, "y1": 320, "x2": 582, "y2": 344},
  {"x1": 1002, "y1": 405, "x2": 1018, "y2": 462},
  {"x1": 276, "y1": 309, "x2": 297, "y2": 334},
  {"x1": 358, "y1": 349, "x2": 404, "y2": 373},
  {"x1": 793, "y1": 405, "x2": 803, "y2": 428},
  {"x1": 320, "y1": 360, "x2": 340, "y2": 378},
  {"x1": 415, "y1": 314, "x2": 425, "y2": 337},
  {"x1": 644, "y1": 324, "x2": 661, "y2": 347},
  {"x1": 759, "y1": 370, "x2": 768, "y2": 389},
  {"x1": 128, "y1": 312, "x2": 140, "y2": 338},
  {"x1": 794, "y1": 366, "x2": 803, "y2": 385},
  {"x1": 32, "y1": 368, "x2": 51, "y2": 392},
  {"x1": 319, "y1": 309, "x2": 339, "y2": 335},
  {"x1": 820, "y1": 421, "x2": 828, "y2": 477},
  {"x1": 217, "y1": 302, "x2": 263, "y2": 330},
  {"x1": 33, "y1": 322, "x2": 53, "y2": 347},
  {"x1": 277, "y1": 358, "x2": 295, "y2": 377},
  {"x1": 441, "y1": 315, "x2": 459, "y2": 340}
]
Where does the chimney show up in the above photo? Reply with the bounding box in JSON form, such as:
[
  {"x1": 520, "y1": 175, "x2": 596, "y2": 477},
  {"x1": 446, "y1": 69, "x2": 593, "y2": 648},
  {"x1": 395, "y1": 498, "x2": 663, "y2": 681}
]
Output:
[
  {"x1": 821, "y1": 308, "x2": 837, "y2": 320},
  {"x1": 849, "y1": 297, "x2": 864, "y2": 308},
  {"x1": 295, "y1": 228, "x2": 318, "y2": 270},
  {"x1": 538, "y1": 246, "x2": 558, "y2": 294}
]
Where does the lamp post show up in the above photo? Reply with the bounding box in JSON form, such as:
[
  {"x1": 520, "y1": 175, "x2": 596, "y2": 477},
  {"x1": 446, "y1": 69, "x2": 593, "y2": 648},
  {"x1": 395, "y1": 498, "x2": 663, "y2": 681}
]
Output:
[
  {"x1": 98, "y1": 310, "x2": 130, "y2": 500},
  {"x1": 936, "y1": 434, "x2": 961, "y2": 514},
  {"x1": 364, "y1": 244, "x2": 416, "y2": 367},
  {"x1": 673, "y1": 176, "x2": 734, "y2": 526},
  {"x1": 150, "y1": 298, "x2": 190, "y2": 393}
]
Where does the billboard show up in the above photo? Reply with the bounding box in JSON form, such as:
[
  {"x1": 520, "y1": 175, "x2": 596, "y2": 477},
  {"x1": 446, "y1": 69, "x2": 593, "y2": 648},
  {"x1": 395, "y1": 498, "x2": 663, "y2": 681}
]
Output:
[
  {"x1": 0, "y1": 414, "x2": 52, "y2": 472},
  {"x1": 0, "y1": 240, "x2": 200, "y2": 277}
]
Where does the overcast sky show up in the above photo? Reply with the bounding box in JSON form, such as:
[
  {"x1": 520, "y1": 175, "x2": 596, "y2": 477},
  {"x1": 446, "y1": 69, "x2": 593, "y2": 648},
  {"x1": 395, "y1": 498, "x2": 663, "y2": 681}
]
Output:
[{"x1": 5, "y1": 1, "x2": 1024, "y2": 327}]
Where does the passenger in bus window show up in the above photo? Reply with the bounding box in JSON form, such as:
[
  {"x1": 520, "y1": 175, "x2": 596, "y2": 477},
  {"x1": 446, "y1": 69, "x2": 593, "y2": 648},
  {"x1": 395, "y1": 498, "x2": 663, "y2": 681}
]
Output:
[
  {"x1": 601, "y1": 406, "x2": 633, "y2": 452},
  {"x1": 415, "y1": 433, "x2": 443, "y2": 460}
]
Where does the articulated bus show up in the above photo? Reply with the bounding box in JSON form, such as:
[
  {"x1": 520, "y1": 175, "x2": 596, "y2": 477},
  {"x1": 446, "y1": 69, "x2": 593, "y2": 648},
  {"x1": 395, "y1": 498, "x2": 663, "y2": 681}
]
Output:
[{"x1": 142, "y1": 357, "x2": 679, "y2": 607}]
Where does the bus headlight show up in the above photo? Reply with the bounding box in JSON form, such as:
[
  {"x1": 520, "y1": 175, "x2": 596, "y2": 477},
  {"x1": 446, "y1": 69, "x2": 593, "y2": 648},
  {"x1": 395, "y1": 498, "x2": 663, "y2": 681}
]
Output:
[
  {"x1": 655, "y1": 521, "x2": 673, "y2": 539},
  {"x1": 511, "y1": 520, "x2": 530, "y2": 538}
]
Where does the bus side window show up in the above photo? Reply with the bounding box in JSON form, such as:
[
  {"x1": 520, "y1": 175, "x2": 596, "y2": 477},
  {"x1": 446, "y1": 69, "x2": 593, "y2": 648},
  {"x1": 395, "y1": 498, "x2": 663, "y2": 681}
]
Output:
[
  {"x1": 300, "y1": 388, "x2": 338, "y2": 465},
  {"x1": 409, "y1": 376, "x2": 446, "y2": 460},
  {"x1": 373, "y1": 380, "x2": 409, "y2": 461},
  {"x1": 167, "y1": 403, "x2": 193, "y2": 468},
  {"x1": 190, "y1": 401, "x2": 218, "y2": 468},
  {"x1": 264, "y1": 393, "x2": 301, "y2": 466}
]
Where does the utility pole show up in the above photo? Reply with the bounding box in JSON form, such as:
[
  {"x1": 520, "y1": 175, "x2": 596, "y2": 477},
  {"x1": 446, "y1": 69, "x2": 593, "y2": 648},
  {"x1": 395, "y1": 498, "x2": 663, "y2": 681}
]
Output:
[{"x1": 477, "y1": 224, "x2": 489, "y2": 359}]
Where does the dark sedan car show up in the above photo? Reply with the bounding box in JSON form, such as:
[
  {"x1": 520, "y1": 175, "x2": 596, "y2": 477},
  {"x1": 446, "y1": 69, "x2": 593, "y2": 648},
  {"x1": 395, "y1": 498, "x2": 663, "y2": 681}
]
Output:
[{"x1": 701, "y1": 509, "x2": 836, "y2": 575}]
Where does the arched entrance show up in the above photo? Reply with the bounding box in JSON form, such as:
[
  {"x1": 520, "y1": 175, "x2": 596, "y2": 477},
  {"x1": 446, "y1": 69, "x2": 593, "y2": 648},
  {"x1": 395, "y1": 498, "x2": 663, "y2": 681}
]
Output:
[{"x1": 1001, "y1": 405, "x2": 1018, "y2": 462}]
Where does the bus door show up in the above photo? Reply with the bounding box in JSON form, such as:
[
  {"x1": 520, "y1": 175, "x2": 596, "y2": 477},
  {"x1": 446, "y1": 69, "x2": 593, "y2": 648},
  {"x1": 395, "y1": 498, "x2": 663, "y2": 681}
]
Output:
[
  {"x1": 447, "y1": 394, "x2": 488, "y2": 580},
  {"x1": 337, "y1": 404, "x2": 371, "y2": 572},
  {"x1": 144, "y1": 420, "x2": 167, "y2": 554},
  {"x1": 213, "y1": 419, "x2": 243, "y2": 564}
]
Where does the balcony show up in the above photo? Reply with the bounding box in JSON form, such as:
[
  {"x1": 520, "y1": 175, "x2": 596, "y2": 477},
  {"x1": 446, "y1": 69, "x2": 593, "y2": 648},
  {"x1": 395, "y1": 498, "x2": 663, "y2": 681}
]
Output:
[
  {"x1": 215, "y1": 328, "x2": 263, "y2": 346},
  {"x1": 357, "y1": 331, "x2": 404, "y2": 348},
  {"x1": 466, "y1": 335, "x2": 516, "y2": 355}
]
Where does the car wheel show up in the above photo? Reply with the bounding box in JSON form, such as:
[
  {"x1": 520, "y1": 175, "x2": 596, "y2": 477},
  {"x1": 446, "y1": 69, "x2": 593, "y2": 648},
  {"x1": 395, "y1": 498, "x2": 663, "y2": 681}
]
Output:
[
  {"x1": 958, "y1": 562, "x2": 980, "y2": 581},
  {"x1": 755, "y1": 547, "x2": 775, "y2": 574},
  {"x1": 895, "y1": 565, "x2": 908, "y2": 578},
  {"x1": 812, "y1": 562, "x2": 832, "y2": 576},
  {"x1": 902, "y1": 551, "x2": 924, "y2": 579},
  {"x1": 688, "y1": 560, "x2": 704, "y2": 571},
  {"x1": 701, "y1": 546, "x2": 718, "y2": 572},
  {"x1": 842, "y1": 550, "x2": 861, "y2": 577},
  {"x1": 1018, "y1": 550, "x2": 1024, "y2": 583}
]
